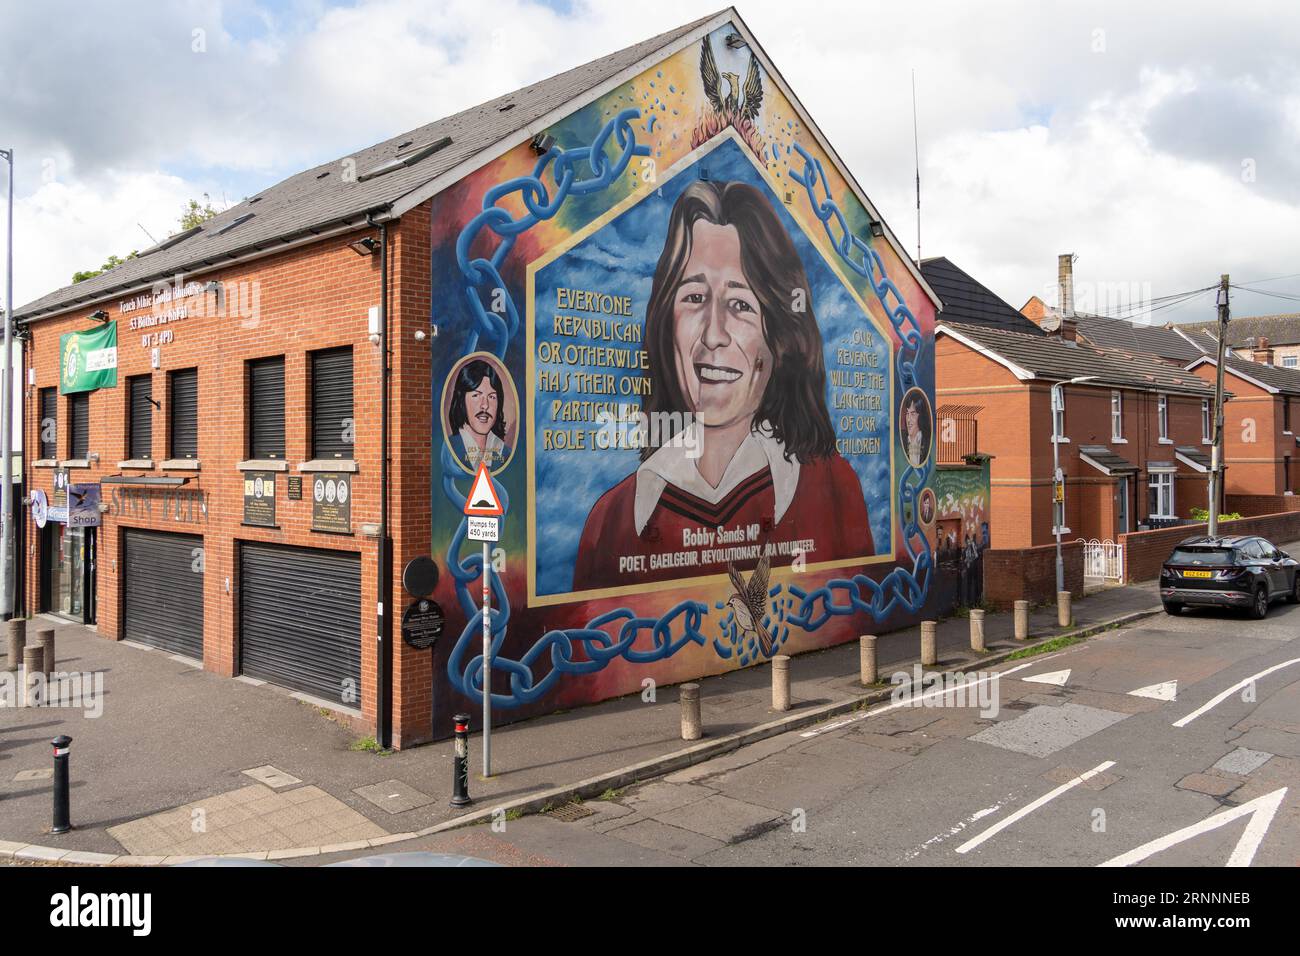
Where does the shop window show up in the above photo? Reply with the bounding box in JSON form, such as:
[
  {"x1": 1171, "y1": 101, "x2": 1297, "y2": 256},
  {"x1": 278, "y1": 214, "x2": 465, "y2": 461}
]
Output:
[
  {"x1": 169, "y1": 368, "x2": 199, "y2": 459},
  {"x1": 248, "y1": 356, "x2": 286, "y2": 459},
  {"x1": 128, "y1": 375, "x2": 153, "y2": 459},
  {"x1": 311, "y1": 347, "x2": 353, "y2": 460}
]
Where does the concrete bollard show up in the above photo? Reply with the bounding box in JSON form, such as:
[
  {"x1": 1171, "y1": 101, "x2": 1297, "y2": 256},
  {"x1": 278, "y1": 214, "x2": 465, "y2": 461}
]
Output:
[
  {"x1": 921, "y1": 621, "x2": 937, "y2": 666},
  {"x1": 5, "y1": 617, "x2": 24, "y2": 673},
  {"x1": 23, "y1": 645, "x2": 44, "y2": 706},
  {"x1": 970, "y1": 609, "x2": 986, "y2": 653},
  {"x1": 680, "y1": 683, "x2": 702, "y2": 741},
  {"x1": 1014, "y1": 600, "x2": 1030, "y2": 640},
  {"x1": 859, "y1": 635, "x2": 878, "y2": 686},
  {"x1": 772, "y1": 655, "x2": 791, "y2": 712},
  {"x1": 34, "y1": 628, "x2": 55, "y2": 680},
  {"x1": 1057, "y1": 590, "x2": 1072, "y2": 628}
]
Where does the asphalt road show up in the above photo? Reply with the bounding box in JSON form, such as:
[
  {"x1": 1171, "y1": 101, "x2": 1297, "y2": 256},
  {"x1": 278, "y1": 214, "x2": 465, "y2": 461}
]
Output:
[{"x1": 364, "y1": 599, "x2": 1300, "y2": 867}]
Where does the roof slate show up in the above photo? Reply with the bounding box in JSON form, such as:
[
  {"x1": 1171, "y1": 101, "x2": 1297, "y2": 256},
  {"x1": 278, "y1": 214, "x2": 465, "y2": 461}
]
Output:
[
  {"x1": 1178, "y1": 313, "x2": 1300, "y2": 348},
  {"x1": 919, "y1": 257, "x2": 1042, "y2": 335},
  {"x1": 939, "y1": 321, "x2": 1218, "y2": 396},
  {"x1": 1187, "y1": 353, "x2": 1300, "y2": 397},
  {"x1": 1074, "y1": 313, "x2": 1208, "y2": 362}
]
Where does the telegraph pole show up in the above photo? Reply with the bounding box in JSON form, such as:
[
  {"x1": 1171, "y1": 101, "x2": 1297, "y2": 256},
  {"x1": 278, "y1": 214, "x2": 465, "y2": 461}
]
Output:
[
  {"x1": 0, "y1": 147, "x2": 13, "y2": 620},
  {"x1": 1208, "y1": 274, "x2": 1229, "y2": 538}
]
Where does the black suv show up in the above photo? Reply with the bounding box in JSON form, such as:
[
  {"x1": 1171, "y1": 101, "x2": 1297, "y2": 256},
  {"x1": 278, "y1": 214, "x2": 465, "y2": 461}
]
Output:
[{"x1": 1160, "y1": 535, "x2": 1300, "y2": 618}]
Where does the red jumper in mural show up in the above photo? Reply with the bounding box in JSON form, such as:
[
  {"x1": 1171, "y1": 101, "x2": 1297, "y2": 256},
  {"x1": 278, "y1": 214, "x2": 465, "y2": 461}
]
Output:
[{"x1": 573, "y1": 179, "x2": 871, "y2": 591}]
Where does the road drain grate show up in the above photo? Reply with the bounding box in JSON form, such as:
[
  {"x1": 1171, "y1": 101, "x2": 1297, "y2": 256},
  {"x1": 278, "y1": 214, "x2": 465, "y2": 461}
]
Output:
[{"x1": 545, "y1": 802, "x2": 596, "y2": 823}]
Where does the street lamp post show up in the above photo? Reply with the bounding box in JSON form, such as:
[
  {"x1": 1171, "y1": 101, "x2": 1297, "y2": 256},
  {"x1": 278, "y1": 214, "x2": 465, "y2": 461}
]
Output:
[
  {"x1": 0, "y1": 147, "x2": 13, "y2": 620},
  {"x1": 1051, "y1": 375, "x2": 1095, "y2": 594}
]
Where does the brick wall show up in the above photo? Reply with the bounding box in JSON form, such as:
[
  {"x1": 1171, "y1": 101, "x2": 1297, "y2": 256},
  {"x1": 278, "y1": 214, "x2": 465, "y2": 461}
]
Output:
[
  {"x1": 1225, "y1": 494, "x2": 1300, "y2": 516},
  {"x1": 982, "y1": 540, "x2": 1084, "y2": 609},
  {"x1": 20, "y1": 213, "x2": 439, "y2": 744},
  {"x1": 1120, "y1": 510, "x2": 1300, "y2": 581}
]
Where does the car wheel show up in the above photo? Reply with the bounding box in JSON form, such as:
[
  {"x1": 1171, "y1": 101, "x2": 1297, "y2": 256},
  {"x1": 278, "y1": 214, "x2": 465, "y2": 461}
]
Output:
[
  {"x1": 1288, "y1": 574, "x2": 1300, "y2": 605},
  {"x1": 1250, "y1": 585, "x2": 1269, "y2": 620},
  {"x1": 1163, "y1": 602, "x2": 1182, "y2": 616}
]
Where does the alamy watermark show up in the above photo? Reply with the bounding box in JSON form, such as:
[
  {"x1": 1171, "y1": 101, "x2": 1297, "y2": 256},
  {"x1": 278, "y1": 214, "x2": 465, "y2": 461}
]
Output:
[{"x1": 890, "y1": 664, "x2": 1000, "y2": 718}]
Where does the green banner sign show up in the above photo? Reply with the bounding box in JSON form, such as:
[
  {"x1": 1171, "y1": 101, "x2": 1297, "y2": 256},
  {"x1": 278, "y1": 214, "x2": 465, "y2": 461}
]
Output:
[{"x1": 60, "y1": 322, "x2": 118, "y2": 394}]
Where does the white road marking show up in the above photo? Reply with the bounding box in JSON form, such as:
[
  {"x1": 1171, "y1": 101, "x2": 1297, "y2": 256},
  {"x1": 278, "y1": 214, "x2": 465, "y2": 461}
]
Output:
[
  {"x1": 1129, "y1": 680, "x2": 1177, "y2": 701},
  {"x1": 903, "y1": 798, "x2": 1013, "y2": 860},
  {"x1": 1172, "y1": 658, "x2": 1300, "y2": 728},
  {"x1": 1023, "y1": 668, "x2": 1071, "y2": 687},
  {"x1": 1100, "y1": 787, "x2": 1288, "y2": 867},
  {"x1": 954, "y1": 760, "x2": 1116, "y2": 855},
  {"x1": 799, "y1": 662, "x2": 1036, "y2": 739}
]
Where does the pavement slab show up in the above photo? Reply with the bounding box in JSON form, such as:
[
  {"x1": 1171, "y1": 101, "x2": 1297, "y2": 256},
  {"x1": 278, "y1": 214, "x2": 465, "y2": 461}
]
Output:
[
  {"x1": 651, "y1": 793, "x2": 785, "y2": 843},
  {"x1": 969, "y1": 703, "x2": 1129, "y2": 758}
]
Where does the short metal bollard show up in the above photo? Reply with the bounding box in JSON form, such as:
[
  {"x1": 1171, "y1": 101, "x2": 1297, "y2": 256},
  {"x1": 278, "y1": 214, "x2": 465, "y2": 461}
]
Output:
[
  {"x1": 970, "y1": 609, "x2": 986, "y2": 653},
  {"x1": 1057, "y1": 590, "x2": 1072, "y2": 628},
  {"x1": 450, "y1": 713, "x2": 473, "y2": 808},
  {"x1": 34, "y1": 628, "x2": 55, "y2": 679},
  {"x1": 51, "y1": 735, "x2": 73, "y2": 834},
  {"x1": 921, "y1": 621, "x2": 937, "y2": 666},
  {"x1": 5, "y1": 618, "x2": 25, "y2": 673},
  {"x1": 680, "y1": 683, "x2": 702, "y2": 741},
  {"x1": 1014, "y1": 600, "x2": 1030, "y2": 640},
  {"x1": 859, "y1": 635, "x2": 878, "y2": 686},
  {"x1": 23, "y1": 646, "x2": 44, "y2": 706},
  {"x1": 772, "y1": 655, "x2": 791, "y2": 712}
]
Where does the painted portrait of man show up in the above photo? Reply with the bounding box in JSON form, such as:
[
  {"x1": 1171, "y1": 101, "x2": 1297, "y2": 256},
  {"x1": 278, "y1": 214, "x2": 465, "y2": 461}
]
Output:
[
  {"x1": 901, "y1": 389, "x2": 932, "y2": 468},
  {"x1": 447, "y1": 357, "x2": 513, "y2": 473},
  {"x1": 573, "y1": 179, "x2": 872, "y2": 590}
]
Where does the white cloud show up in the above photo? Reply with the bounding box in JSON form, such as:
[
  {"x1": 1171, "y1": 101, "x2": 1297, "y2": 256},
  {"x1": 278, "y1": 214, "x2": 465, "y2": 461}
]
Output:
[{"x1": 3, "y1": 0, "x2": 1298, "y2": 318}]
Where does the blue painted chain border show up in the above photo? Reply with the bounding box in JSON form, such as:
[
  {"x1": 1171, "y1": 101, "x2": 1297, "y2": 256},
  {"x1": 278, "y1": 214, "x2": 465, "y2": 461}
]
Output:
[{"x1": 443, "y1": 114, "x2": 931, "y2": 708}]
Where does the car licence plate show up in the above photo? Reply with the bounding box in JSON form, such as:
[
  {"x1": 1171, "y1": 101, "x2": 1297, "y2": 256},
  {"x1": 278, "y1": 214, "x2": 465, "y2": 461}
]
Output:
[{"x1": 1181, "y1": 570, "x2": 1213, "y2": 578}]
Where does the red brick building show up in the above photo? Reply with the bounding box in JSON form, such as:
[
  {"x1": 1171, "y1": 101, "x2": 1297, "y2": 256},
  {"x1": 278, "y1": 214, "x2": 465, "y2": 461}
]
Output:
[
  {"x1": 12, "y1": 14, "x2": 728, "y2": 748},
  {"x1": 934, "y1": 266, "x2": 1222, "y2": 552}
]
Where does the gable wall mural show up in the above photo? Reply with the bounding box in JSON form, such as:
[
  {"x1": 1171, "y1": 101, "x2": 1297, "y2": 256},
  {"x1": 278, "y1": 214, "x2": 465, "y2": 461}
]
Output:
[{"x1": 427, "y1": 21, "x2": 939, "y2": 730}]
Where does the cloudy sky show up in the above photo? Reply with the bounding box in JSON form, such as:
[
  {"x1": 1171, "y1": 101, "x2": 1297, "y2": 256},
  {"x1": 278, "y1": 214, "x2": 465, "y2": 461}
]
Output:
[{"x1": 2, "y1": 0, "x2": 1298, "y2": 321}]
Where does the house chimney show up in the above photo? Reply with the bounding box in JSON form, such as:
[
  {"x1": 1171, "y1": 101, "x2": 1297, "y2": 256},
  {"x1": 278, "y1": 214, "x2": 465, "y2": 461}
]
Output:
[
  {"x1": 1058, "y1": 253, "x2": 1075, "y2": 317},
  {"x1": 1253, "y1": 336, "x2": 1274, "y2": 365},
  {"x1": 1059, "y1": 317, "x2": 1078, "y2": 343}
]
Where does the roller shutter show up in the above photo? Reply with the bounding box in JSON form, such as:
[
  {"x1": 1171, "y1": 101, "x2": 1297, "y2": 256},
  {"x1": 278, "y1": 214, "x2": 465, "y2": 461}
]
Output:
[
  {"x1": 239, "y1": 542, "x2": 361, "y2": 704},
  {"x1": 122, "y1": 529, "x2": 204, "y2": 659}
]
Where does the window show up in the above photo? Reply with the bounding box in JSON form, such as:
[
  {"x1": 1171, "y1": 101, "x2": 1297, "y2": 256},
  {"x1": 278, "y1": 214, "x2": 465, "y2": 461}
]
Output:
[
  {"x1": 38, "y1": 387, "x2": 57, "y2": 460},
  {"x1": 311, "y1": 347, "x2": 353, "y2": 459},
  {"x1": 1148, "y1": 472, "x2": 1175, "y2": 519},
  {"x1": 67, "y1": 392, "x2": 89, "y2": 459},
  {"x1": 1202, "y1": 399, "x2": 1211, "y2": 443},
  {"x1": 169, "y1": 368, "x2": 199, "y2": 459},
  {"x1": 1284, "y1": 356, "x2": 1298, "y2": 369},
  {"x1": 1157, "y1": 393, "x2": 1168, "y2": 441},
  {"x1": 128, "y1": 375, "x2": 153, "y2": 460},
  {"x1": 248, "y1": 356, "x2": 285, "y2": 459},
  {"x1": 1285, "y1": 398, "x2": 1293, "y2": 434},
  {"x1": 1110, "y1": 390, "x2": 1123, "y2": 441}
]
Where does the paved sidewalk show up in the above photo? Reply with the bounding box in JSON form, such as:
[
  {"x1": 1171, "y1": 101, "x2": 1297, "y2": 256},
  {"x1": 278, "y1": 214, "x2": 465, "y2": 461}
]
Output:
[{"x1": 0, "y1": 572, "x2": 1175, "y2": 860}]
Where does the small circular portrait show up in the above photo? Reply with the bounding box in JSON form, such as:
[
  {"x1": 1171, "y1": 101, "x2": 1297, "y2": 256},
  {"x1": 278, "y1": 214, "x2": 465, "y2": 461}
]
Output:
[
  {"x1": 918, "y1": 487, "x2": 936, "y2": 526},
  {"x1": 441, "y1": 352, "x2": 519, "y2": 475},
  {"x1": 899, "y1": 387, "x2": 933, "y2": 468}
]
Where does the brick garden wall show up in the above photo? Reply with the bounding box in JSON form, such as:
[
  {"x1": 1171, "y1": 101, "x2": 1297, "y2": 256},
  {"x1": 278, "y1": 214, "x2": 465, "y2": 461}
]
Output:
[
  {"x1": 1225, "y1": 494, "x2": 1300, "y2": 517},
  {"x1": 1120, "y1": 511, "x2": 1300, "y2": 582},
  {"x1": 982, "y1": 540, "x2": 1084, "y2": 609}
]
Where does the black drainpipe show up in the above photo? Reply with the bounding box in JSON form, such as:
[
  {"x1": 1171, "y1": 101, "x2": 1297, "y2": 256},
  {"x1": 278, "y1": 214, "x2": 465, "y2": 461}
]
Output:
[{"x1": 368, "y1": 211, "x2": 393, "y2": 749}]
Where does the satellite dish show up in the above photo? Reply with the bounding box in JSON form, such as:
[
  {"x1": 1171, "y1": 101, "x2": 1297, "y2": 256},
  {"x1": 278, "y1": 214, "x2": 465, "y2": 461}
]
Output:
[{"x1": 1041, "y1": 311, "x2": 1062, "y2": 333}]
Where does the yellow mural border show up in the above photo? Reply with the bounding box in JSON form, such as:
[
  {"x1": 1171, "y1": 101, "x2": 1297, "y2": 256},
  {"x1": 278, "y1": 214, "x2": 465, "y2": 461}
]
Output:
[{"x1": 525, "y1": 127, "x2": 897, "y2": 608}]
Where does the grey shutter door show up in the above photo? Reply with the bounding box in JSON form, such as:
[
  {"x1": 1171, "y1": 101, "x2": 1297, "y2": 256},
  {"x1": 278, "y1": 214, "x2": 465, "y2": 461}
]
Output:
[
  {"x1": 129, "y1": 376, "x2": 153, "y2": 459},
  {"x1": 69, "y1": 393, "x2": 89, "y2": 458},
  {"x1": 170, "y1": 368, "x2": 198, "y2": 458},
  {"x1": 122, "y1": 530, "x2": 204, "y2": 658},
  {"x1": 311, "y1": 348, "x2": 353, "y2": 459},
  {"x1": 249, "y1": 358, "x2": 285, "y2": 459},
  {"x1": 239, "y1": 543, "x2": 361, "y2": 703}
]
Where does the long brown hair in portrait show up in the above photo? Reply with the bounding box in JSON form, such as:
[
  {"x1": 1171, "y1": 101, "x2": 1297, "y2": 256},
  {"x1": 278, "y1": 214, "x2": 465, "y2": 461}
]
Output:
[{"x1": 640, "y1": 179, "x2": 836, "y2": 463}]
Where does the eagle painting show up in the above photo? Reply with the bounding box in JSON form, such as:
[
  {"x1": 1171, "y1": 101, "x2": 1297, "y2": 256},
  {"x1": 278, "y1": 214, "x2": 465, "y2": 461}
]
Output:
[{"x1": 692, "y1": 34, "x2": 767, "y2": 159}]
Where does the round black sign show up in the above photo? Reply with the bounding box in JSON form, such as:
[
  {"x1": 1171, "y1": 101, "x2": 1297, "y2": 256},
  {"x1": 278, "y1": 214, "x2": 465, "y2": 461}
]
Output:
[
  {"x1": 402, "y1": 555, "x2": 440, "y2": 598},
  {"x1": 402, "y1": 599, "x2": 444, "y2": 651}
]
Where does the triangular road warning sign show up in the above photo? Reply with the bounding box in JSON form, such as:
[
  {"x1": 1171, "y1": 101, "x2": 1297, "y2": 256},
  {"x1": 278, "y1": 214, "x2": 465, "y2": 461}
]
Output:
[{"x1": 463, "y1": 461, "x2": 504, "y2": 516}]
